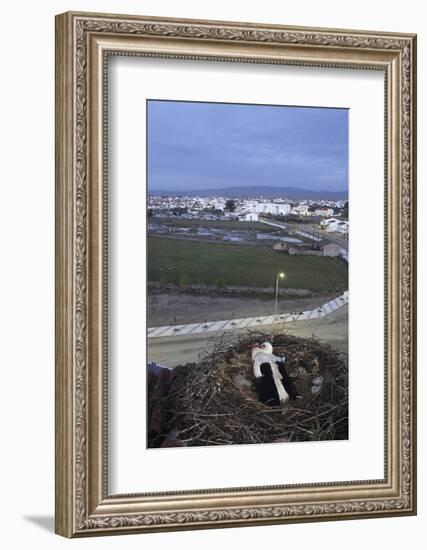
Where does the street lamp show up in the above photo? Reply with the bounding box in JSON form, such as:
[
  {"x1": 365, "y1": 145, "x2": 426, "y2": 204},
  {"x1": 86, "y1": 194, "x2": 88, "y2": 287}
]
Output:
[{"x1": 275, "y1": 272, "x2": 285, "y2": 318}]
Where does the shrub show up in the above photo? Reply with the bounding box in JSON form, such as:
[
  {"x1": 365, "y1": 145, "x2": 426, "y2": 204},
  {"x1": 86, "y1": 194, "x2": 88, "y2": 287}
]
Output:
[
  {"x1": 179, "y1": 272, "x2": 190, "y2": 286},
  {"x1": 215, "y1": 277, "x2": 226, "y2": 289}
]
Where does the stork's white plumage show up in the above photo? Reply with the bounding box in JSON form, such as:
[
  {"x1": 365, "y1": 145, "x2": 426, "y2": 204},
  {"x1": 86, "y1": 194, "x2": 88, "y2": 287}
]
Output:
[
  {"x1": 250, "y1": 342, "x2": 283, "y2": 378},
  {"x1": 248, "y1": 342, "x2": 299, "y2": 406},
  {"x1": 249, "y1": 342, "x2": 291, "y2": 404}
]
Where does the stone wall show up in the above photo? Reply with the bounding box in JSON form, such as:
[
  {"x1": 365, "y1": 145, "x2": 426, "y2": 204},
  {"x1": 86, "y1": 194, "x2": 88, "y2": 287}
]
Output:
[{"x1": 148, "y1": 281, "x2": 313, "y2": 298}]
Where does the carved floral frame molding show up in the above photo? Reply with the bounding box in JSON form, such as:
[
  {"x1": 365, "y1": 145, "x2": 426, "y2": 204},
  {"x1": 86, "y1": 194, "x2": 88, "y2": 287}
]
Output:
[{"x1": 55, "y1": 11, "x2": 417, "y2": 537}]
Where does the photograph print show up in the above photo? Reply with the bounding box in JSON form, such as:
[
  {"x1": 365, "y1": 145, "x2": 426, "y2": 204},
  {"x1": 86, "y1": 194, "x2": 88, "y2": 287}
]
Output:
[{"x1": 146, "y1": 99, "x2": 349, "y2": 449}]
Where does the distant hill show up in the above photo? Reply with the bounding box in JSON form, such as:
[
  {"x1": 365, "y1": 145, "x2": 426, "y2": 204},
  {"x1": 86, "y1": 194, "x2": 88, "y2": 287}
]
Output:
[{"x1": 150, "y1": 186, "x2": 347, "y2": 200}]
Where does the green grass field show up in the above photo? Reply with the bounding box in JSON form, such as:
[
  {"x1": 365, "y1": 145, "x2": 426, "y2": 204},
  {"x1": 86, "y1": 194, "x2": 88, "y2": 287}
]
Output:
[{"x1": 148, "y1": 237, "x2": 348, "y2": 292}]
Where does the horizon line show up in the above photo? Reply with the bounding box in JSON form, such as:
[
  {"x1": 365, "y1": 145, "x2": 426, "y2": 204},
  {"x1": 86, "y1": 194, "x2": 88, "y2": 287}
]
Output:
[{"x1": 148, "y1": 185, "x2": 348, "y2": 193}]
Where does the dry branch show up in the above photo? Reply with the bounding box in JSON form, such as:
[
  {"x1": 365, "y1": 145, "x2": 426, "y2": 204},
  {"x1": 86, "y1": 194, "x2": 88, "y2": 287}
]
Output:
[{"x1": 148, "y1": 331, "x2": 348, "y2": 448}]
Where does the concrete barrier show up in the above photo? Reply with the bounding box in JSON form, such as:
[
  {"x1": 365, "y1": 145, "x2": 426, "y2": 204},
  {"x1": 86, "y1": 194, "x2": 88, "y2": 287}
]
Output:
[{"x1": 147, "y1": 291, "x2": 349, "y2": 339}]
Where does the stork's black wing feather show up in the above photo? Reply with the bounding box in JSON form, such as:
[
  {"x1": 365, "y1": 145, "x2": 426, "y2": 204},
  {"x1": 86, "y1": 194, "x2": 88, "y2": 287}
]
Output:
[
  {"x1": 254, "y1": 363, "x2": 280, "y2": 406},
  {"x1": 260, "y1": 363, "x2": 273, "y2": 377},
  {"x1": 275, "y1": 360, "x2": 298, "y2": 400}
]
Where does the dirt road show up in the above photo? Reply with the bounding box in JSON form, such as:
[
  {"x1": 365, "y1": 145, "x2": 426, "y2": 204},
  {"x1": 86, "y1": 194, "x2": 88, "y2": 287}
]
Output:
[
  {"x1": 147, "y1": 305, "x2": 348, "y2": 368},
  {"x1": 148, "y1": 293, "x2": 339, "y2": 327}
]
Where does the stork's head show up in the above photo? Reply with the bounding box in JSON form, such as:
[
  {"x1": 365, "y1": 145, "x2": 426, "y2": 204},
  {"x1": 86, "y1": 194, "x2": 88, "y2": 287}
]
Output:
[
  {"x1": 246, "y1": 341, "x2": 273, "y2": 358},
  {"x1": 261, "y1": 342, "x2": 273, "y2": 354}
]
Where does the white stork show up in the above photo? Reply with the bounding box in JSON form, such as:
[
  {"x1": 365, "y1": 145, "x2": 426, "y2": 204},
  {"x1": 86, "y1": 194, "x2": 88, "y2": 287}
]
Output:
[{"x1": 247, "y1": 342, "x2": 298, "y2": 406}]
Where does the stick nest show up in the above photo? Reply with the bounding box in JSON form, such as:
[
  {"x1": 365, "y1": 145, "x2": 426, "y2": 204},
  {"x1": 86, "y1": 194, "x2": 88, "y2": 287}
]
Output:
[{"x1": 148, "y1": 332, "x2": 348, "y2": 448}]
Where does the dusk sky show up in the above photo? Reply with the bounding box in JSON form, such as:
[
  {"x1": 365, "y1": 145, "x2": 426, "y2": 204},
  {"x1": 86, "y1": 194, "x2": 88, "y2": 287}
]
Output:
[{"x1": 147, "y1": 100, "x2": 348, "y2": 192}]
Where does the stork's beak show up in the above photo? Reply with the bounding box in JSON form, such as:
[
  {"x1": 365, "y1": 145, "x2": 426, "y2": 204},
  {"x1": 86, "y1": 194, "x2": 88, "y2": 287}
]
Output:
[{"x1": 246, "y1": 343, "x2": 259, "y2": 349}]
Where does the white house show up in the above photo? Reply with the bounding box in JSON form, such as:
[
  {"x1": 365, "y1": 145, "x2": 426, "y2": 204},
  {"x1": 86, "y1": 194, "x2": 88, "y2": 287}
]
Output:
[
  {"x1": 321, "y1": 217, "x2": 339, "y2": 231},
  {"x1": 239, "y1": 212, "x2": 259, "y2": 222},
  {"x1": 246, "y1": 201, "x2": 291, "y2": 216},
  {"x1": 315, "y1": 207, "x2": 334, "y2": 217},
  {"x1": 322, "y1": 218, "x2": 349, "y2": 234},
  {"x1": 211, "y1": 200, "x2": 225, "y2": 211},
  {"x1": 291, "y1": 204, "x2": 309, "y2": 216}
]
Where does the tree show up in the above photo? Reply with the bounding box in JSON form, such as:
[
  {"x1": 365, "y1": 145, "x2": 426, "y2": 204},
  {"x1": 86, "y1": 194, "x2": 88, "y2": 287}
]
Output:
[
  {"x1": 172, "y1": 207, "x2": 188, "y2": 216},
  {"x1": 215, "y1": 277, "x2": 226, "y2": 289},
  {"x1": 225, "y1": 199, "x2": 236, "y2": 212}
]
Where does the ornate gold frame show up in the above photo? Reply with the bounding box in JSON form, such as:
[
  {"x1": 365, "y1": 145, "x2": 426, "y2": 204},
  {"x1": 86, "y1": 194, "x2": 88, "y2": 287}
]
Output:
[{"x1": 55, "y1": 11, "x2": 417, "y2": 537}]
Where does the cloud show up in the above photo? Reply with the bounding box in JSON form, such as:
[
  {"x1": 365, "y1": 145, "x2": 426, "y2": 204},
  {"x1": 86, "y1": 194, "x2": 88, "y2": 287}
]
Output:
[{"x1": 147, "y1": 100, "x2": 348, "y2": 191}]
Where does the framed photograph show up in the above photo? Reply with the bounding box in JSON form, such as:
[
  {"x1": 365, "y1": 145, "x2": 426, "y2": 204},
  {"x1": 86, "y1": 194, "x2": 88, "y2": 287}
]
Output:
[{"x1": 55, "y1": 11, "x2": 417, "y2": 537}]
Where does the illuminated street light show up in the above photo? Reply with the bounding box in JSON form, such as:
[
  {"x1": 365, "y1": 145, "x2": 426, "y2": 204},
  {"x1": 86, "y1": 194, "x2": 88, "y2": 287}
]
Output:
[{"x1": 275, "y1": 272, "x2": 285, "y2": 318}]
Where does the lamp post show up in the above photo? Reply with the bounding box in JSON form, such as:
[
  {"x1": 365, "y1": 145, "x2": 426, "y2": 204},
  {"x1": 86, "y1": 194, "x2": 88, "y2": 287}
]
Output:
[{"x1": 275, "y1": 272, "x2": 285, "y2": 318}]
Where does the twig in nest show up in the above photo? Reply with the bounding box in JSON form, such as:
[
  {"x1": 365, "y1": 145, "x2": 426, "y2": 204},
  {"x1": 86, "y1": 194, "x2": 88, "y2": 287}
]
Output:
[{"x1": 148, "y1": 332, "x2": 348, "y2": 447}]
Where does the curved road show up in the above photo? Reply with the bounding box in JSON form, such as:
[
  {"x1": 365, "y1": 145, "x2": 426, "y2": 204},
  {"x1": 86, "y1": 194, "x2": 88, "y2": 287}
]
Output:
[{"x1": 147, "y1": 305, "x2": 348, "y2": 368}]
